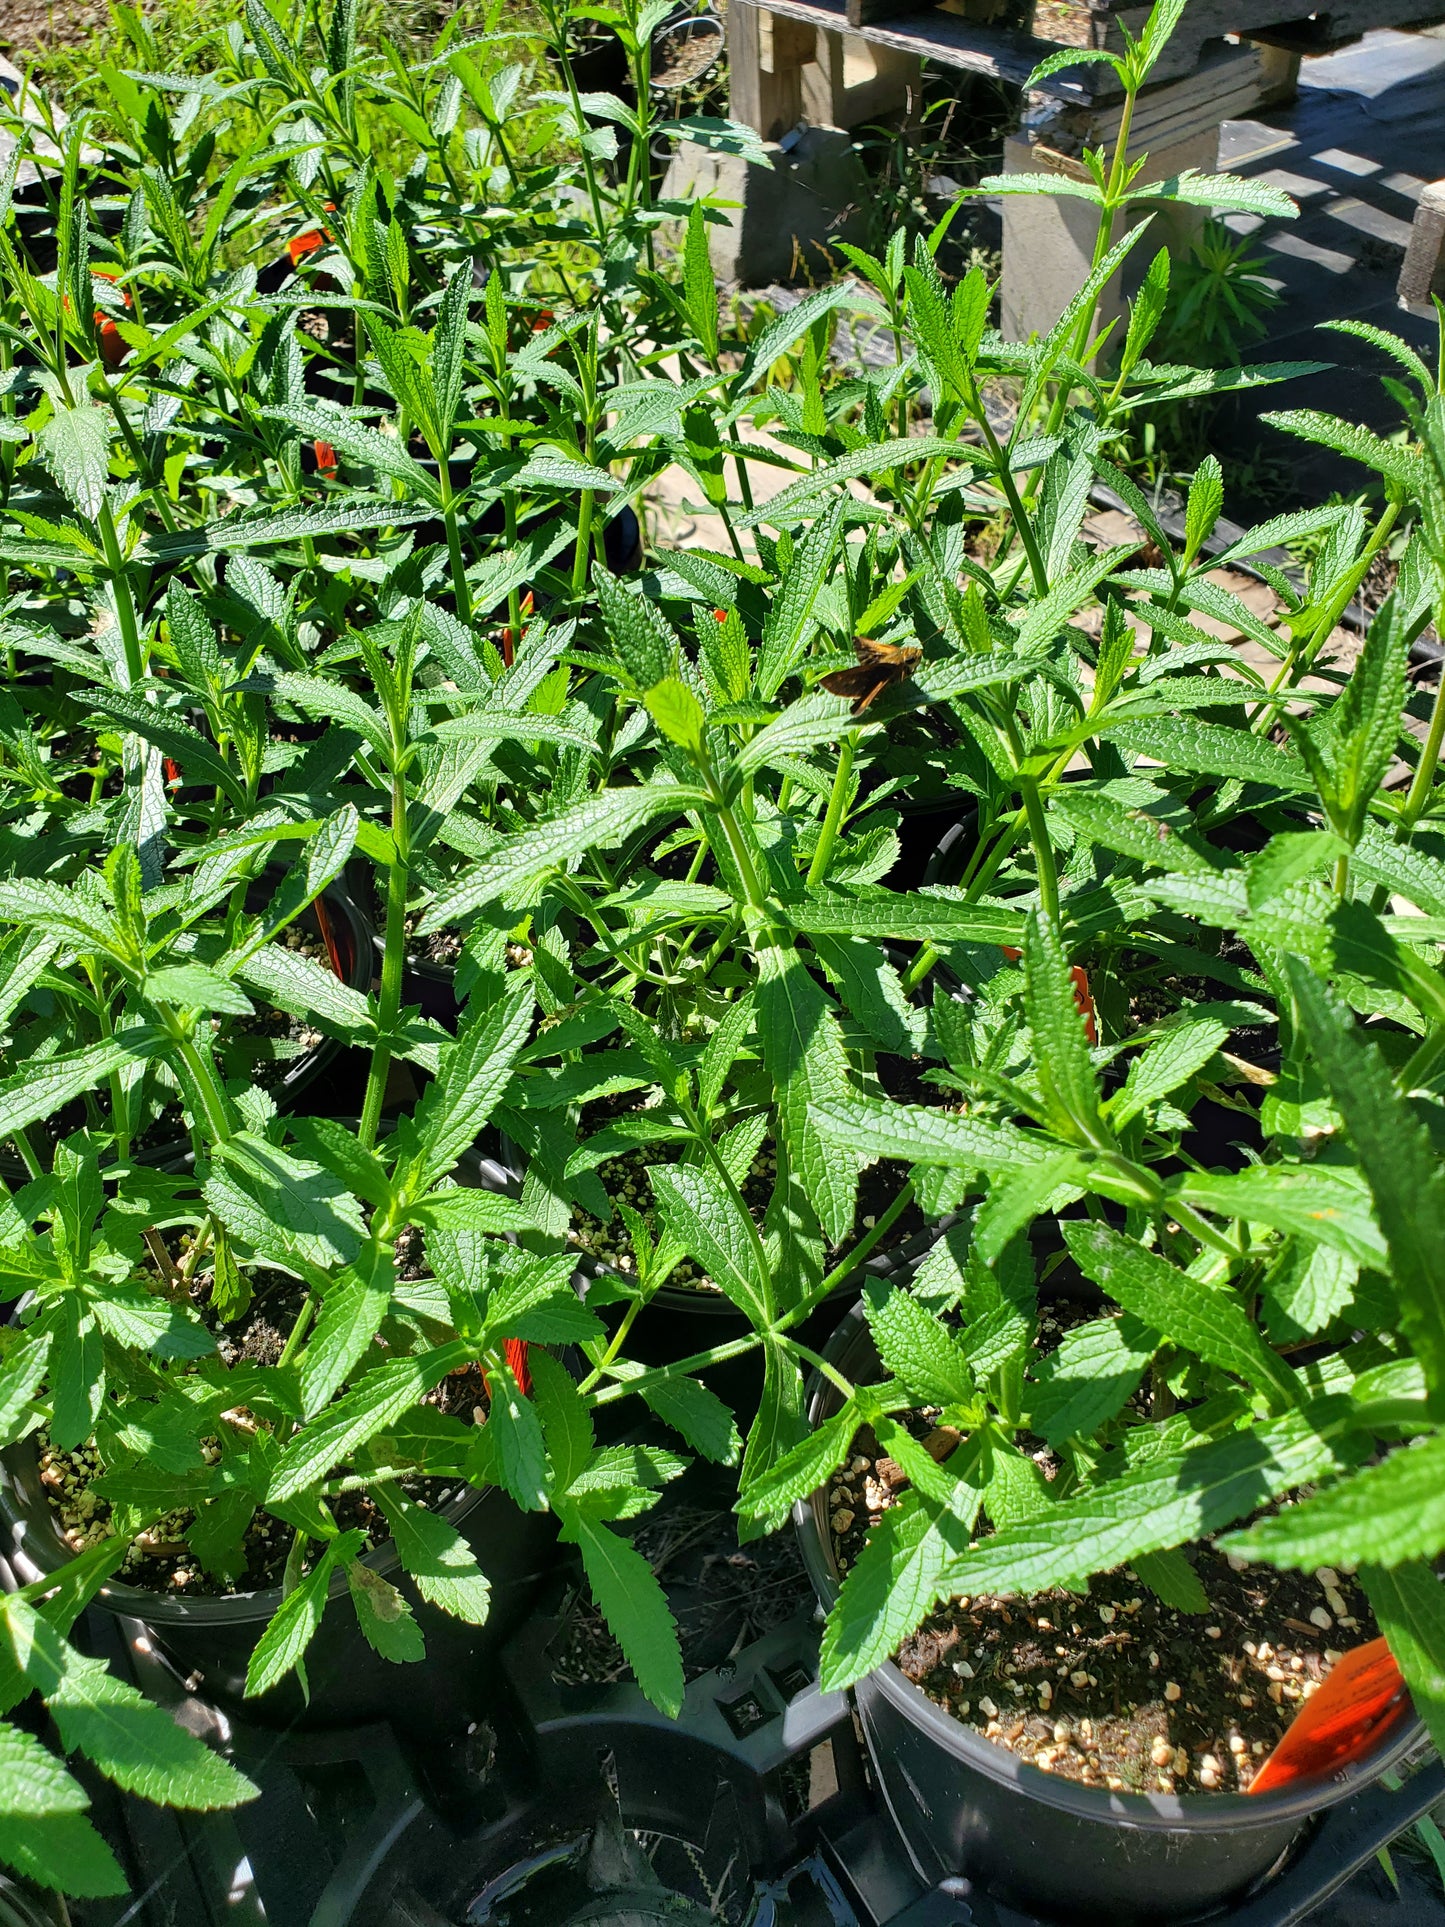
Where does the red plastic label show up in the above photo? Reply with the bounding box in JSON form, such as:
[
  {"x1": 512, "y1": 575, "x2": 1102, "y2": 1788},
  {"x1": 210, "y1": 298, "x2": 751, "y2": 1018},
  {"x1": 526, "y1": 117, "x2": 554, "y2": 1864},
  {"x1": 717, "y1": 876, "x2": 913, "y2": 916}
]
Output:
[{"x1": 1246, "y1": 1637, "x2": 1408, "y2": 1795}]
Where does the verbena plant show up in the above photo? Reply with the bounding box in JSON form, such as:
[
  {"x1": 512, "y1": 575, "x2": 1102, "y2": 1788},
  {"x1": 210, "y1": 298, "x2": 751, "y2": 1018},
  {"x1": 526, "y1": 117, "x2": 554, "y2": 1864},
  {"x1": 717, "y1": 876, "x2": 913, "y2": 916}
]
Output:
[{"x1": 2, "y1": 0, "x2": 1445, "y2": 1899}]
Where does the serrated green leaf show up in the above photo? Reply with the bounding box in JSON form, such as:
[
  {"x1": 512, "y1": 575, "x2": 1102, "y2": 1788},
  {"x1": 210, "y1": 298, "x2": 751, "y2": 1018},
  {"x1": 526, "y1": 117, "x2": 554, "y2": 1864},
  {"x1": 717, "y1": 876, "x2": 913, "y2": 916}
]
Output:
[
  {"x1": 787, "y1": 889, "x2": 1023, "y2": 947},
  {"x1": 260, "y1": 402, "x2": 437, "y2": 492},
  {"x1": 0, "y1": 1029, "x2": 162, "y2": 1141},
  {"x1": 927, "y1": 1404, "x2": 1356, "y2": 1606},
  {"x1": 1128, "y1": 172, "x2": 1298, "y2": 220},
  {"x1": 1176, "y1": 1165, "x2": 1386, "y2": 1271},
  {"x1": 142, "y1": 500, "x2": 440, "y2": 560},
  {"x1": 639, "y1": 1374, "x2": 740, "y2": 1465},
  {"x1": 347, "y1": 1559, "x2": 425, "y2": 1663},
  {"x1": 0, "y1": 1598, "x2": 257, "y2": 1809},
  {"x1": 811, "y1": 1096, "x2": 1045, "y2": 1175},
  {"x1": 0, "y1": 1335, "x2": 49, "y2": 1451},
  {"x1": 1223, "y1": 1433, "x2": 1445, "y2": 1571},
  {"x1": 648, "y1": 1161, "x2": 769, "y2": 1324},
  {"x1": 756, "y1": 940, "x2": 859, "y2": 1248},
  {"x1": 1362, "y1": 1560, "x2": 1445, "y2": 1758},
  {"x1": 1107, "y1": 717, "x2": 1310, "y2": 789},
  {"x1": 738, "y1": 1406, "x2": 860, "y2": 1524},
  {"x1": 560, "y1": 1504, "x2": 683, "y2": 1717},
  {"x1": 863, "y1": 1278, "x2": 973, "y2": 1404},
  {"x1": 398, "y1": 979, "x2": 534, "y2": 1197},
  {"x1": 754, "y1": 500, "x2": 845, "y2": 689},
  {"x1": 820, "y1": 1485, "x2": 979, "y2": 1691},
  {"x1": 1133, "y1": 1548, "x2": 1209, "y2": 1614},
  {"x1": 529, "y1": 1349, "x2": 595, "y2": 1497},
  {"x1": 245, "y1": 1532, "x2": 364, "y2": 1697},
  {"x1": 1023, "y1": 907, "x2": 1099, "y2": 1140},
  {"x1": 375, "y1": 1484, "x2": 492, "y2": 1624},
  {"x1": 1289, "y1": 961, "x2": 1445, "y2": 1414},
  {"x1": 1263, "y1": 410, "x2": 1423, "y2": 494},
  {"x1": 206, "y1": 1134, "x2": 366, "y2": 1273},
  {"x1": 1027, "y1": 1314, "x2": 1157, "y2": 1449},
  {"x1": 38, "y1": 404, "x2": 111, "y2": 521},
  {"x1": 145, "y1": 964, "x2": 255, "y2": 1015},
  {"x1": 0, "y1": 1720, "x2": 91, "y2": 1816},
  {"x1": 1062, "y1": 1222, "x2": 1299, "y2": 1408},
  {"x1": 417, "y1": 783, "x2": 705, "y2": 932},
  {"x1": 299, "y1": 1246, "x2": 394, "y2": 1418},
  {"x1": 486, "y1": 1368, "x2": 549, "y2": 1512},
  {"x1": 0, "y1": 1808, "x2": 126, "y2": 1896},
  {"x1": 266, "y1": 1345, "x2": 467, "y2": 1502}
]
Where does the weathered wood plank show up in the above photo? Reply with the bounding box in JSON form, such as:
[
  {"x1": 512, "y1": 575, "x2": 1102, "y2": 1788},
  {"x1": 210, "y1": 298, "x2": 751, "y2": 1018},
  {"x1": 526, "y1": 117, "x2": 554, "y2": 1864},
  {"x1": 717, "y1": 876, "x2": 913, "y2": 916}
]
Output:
[
  {"x1": 730, "y1": 0, "x2": 1071, "y2": 88},
  {"x1": 1036, "y1": 0, "x2": 1445, "y2": 89}
]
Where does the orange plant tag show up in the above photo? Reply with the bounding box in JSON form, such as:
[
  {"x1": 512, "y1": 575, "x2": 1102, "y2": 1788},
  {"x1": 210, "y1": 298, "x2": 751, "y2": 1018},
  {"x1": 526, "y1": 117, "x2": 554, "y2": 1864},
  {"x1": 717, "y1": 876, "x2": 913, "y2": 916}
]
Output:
[{"x1": 1247, "y1": 1638, "x2": 1409, "y2": 1795}]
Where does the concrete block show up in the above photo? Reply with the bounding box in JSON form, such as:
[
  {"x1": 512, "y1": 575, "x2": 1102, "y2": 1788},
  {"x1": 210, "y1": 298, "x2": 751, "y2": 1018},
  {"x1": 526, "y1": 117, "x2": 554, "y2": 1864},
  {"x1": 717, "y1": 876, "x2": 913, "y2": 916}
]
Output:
[
  {"x1": 1000, "y1": 125, "x2": 1218, "y2": 342},
  {"x1": 661, "y1": 127, "x2": 871, "y2": 287}
]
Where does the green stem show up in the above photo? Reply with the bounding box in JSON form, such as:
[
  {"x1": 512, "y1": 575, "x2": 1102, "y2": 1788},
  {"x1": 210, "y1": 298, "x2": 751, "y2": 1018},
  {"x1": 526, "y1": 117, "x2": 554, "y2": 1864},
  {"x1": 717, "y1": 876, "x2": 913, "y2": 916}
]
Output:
[
  {"x1": 806, "y1": 730, "x2": 857, "y2": 888},
  {"x1": 577, "y1": 1295, "x2": 645, "y2": 1394},
  {"x1": 359, "y1": 776, "x2": 409, "y2": 1151},
  {"x1": 1399, "y1": 630, "x2": 1445, "y2": 831},
  {"x1": 7, "y1": 1129, "x2": 43, "y2": 1182},
  {"x1": 1018, "y1": 771, "x2": 1059, "y2": 921},
  {"x1": 786, "y1": 1339, "x2": 855, "y2": 1401},
  {"x1": 591, "y1": 1332, "x2": 762, "y2": 1404},
  {"x1": 795, "y1": 1178, "x2": 916, "y2": 1318},
  {"x1": 572, "y1": 489, "x2": 595, "y2": 595},
  {"x1": 276, "y1": 1291, "x2": 318, "y2": 1369},
  {"x1": 437, "y1": 460, "x2": 472, "y2": 625},
  {"x1": 702, "y1": 771, "x2": 767, "y2": 910},
  {"x1": 170, "y1": 1026, "x2": 235, "y2": 1146},
  {"x1": 97, "y1": 499, "x2": 144, "y2": 687}
]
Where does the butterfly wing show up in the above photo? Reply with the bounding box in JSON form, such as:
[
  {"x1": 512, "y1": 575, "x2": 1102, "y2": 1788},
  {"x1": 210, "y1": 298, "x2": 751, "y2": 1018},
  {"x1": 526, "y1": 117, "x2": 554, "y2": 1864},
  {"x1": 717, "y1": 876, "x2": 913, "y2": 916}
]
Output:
[{"x1": 819, "y1": 666, "x2": 881, "y2": 703}]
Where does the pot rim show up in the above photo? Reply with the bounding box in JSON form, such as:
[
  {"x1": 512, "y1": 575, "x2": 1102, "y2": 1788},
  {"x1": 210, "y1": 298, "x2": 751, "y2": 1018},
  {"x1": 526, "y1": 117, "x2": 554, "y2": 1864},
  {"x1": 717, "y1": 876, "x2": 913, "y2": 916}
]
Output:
[
  {"x1": 0, "y1": 1139, "x2": 509, "y2": 1629},
  {"x1": 792, "y1": 1302, "x2": 1426, "y2": 1837},
  {"x1": 0, "y1": 1429, "x2": 492, "y2": 1627},
  {"x1": 496, "y1": 1135, "x2": 951, "y2": 1317}
]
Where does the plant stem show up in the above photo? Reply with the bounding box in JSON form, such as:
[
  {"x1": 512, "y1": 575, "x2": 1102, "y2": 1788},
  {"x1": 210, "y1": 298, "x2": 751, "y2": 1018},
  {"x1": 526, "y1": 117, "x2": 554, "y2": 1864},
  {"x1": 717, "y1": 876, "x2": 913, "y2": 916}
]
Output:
[
  {"x1": 437, "y1": 460, "x2": 472, "y2": 624},
  {"x1": 97, "y1": 499, "x2": 144, "y2": 686},
  {"x1": 806, "y1": 730, "x2": 857, "y2": 887},
  {"x1": 276, "y1": 1292, "x2": 318, "y2": 1369},
  {"x1": 795, "y1": 1178, "x2": 916, "y2": 1316},
  {"x1": 572, "y1": 488, "x2": 595, "y2": 594},
  {"x1": 170, "y1": 1026, "x2": 235, "y2": 1146},
  {"x1": 359, "y1": 772, "x2": 410, "y2": 1151},
  {"x1": 701, "y1": 768, "x2": 767, "y2": 910},
  {"x1": 590, "y1": 1332, "x2": 762, "y2": 1404},
  {"x1": 1017, "y1": 771, "x2": 1059, "y2": 921},
  {"x1": 1400, "y1": 633, "x2": 1445, "y2": 831}
]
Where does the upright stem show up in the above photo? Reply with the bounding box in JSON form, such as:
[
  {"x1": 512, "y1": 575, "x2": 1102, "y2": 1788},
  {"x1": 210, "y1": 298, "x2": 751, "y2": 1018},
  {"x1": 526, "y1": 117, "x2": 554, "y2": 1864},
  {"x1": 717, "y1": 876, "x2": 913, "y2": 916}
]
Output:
[
  {"x1": 572, "y1": 489, "x2": 595, "y2": 594},
  {"x1": 97, "y1": 499, "x2": 144, "y2": 686},
  {"x1": 704, "y1": 777, "x2": 767, "y2": 910},
  {"x1": 359, "y1": 772, "x2": 410, "y2": 1149},
  {"x1": 437, "y1": 461, "x2": 472, "y2": 625},
  {"x1": 1399, "y1": 610, "x2": 1445, "y2": 832},
  {"x1": 1019, "y1": 773, "x2": 1060, "y2": 921},
  {"x1": 807, "y1": 731, "x2": 857, "y2": 887},
  {"x1": 170, "y1": 1026, "x2": 235, "y2": 1146}
]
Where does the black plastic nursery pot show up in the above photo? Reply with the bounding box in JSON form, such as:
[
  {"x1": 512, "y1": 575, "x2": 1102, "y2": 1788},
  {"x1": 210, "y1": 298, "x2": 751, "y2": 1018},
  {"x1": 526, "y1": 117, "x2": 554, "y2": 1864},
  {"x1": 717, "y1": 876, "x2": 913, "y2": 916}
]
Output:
[
  {"x1": 0, "y1": 1877, "x2": 62, "y2": 1927},
  {"x1": 0, "y1": 879, "x2": 373, "y2": 1188},
  {"x1": 221, "y1": 875, "x2": 375, "y2": 1114},
  {"x1": 890, "y1": 795, "x2": 982, "y2": 896},
  {"x1": 0, "y1": 1435, "x2": 555, "y2": 1738},
  {"x1": 0, "y1": 1141, "x2": 559, "y2": 1738},
  {"x1": 792, "y1": 1306, "x2": 1427, "y2": 1927},
  {"x1": 497, "y1": 1123, "x2": 948, "y2": 1428}
]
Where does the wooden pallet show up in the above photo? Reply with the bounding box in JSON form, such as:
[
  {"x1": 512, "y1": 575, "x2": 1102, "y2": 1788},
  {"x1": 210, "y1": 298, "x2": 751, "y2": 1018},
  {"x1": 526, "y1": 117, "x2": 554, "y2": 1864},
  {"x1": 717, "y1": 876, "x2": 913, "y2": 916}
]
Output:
[{"x1": 732, "y1": 0, "x2": 1445, "y2": 111}]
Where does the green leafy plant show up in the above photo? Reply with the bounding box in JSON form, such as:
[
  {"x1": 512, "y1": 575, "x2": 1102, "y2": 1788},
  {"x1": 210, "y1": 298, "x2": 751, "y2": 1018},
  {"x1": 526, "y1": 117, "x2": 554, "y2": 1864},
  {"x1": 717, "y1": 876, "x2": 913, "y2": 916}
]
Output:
[{"x1": 4, "y1": 0, "x2": 1445, "y2": 1896}]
